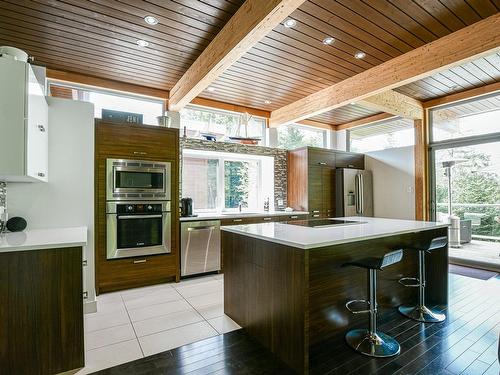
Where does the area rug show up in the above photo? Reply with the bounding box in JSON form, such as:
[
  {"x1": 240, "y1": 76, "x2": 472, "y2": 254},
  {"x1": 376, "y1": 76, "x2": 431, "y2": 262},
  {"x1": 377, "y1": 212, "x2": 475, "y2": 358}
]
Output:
[{"x1": 449, "y1": 264, "x2": 499, "y2": 280}]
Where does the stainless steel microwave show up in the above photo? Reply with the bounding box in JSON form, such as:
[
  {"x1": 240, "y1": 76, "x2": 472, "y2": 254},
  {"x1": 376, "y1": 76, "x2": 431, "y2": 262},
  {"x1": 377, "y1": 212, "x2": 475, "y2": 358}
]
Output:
[{"x1": 106, "y1": 158, "x2": 171, "y2": 201}]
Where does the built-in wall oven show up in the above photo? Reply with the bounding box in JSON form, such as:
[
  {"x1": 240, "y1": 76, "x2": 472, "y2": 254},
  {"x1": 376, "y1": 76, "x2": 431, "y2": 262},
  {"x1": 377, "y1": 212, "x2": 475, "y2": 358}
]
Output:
[
  {"x1": 106, "y1": 201, "x2": 171, "y2": 259},
  {"x1": 106, "y1": 158, "x2": 172, "y2": 259}
]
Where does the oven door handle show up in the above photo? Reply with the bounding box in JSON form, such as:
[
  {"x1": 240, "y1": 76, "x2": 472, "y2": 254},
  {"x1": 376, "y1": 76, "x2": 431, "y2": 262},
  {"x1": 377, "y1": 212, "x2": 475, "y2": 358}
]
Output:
[{"x1": 117, "y1": 214, "x2": 163, "y2": 219}]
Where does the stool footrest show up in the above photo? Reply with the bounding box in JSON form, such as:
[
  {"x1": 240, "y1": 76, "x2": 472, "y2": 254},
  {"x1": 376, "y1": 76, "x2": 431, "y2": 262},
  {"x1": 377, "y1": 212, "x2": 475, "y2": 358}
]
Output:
[
  {"x1": 346, "y1": 299, "x2": 370, "y2": 314},
  {"x1": 398, "y1": 277, "x2": 420, "y2": 288}
]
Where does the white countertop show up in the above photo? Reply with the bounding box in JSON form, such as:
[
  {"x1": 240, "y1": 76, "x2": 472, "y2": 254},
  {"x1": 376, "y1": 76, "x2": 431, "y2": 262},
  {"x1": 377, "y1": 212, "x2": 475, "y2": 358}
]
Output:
[
  {"x1": 0, "y1": 227, "x2": 88, "y2": 253},
  {"x1": 221, "y1": 217, "x2": 449, "y2": 249},
  {"x1": 180, "y1": 210, "x2": 309, "y2": 222}
]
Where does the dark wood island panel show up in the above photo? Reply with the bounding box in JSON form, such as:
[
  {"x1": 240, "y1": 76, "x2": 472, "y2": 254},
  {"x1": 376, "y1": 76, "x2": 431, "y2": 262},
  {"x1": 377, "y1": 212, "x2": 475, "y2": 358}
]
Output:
[
  {"x1": 222, "y1": 227, "x2": 448, "y2": 374},
  {"x1": 0, "y1": 246, "x2": 84, "y2": 375}
]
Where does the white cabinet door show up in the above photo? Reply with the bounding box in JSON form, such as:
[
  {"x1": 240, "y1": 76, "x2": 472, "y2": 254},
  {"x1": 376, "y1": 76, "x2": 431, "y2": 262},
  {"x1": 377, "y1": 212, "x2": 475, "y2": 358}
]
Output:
[
  {"x1": 0, "y1": 58, "x2": 26, "y2": 179},
  {"x1": 26, "y1": 65, "x2": 48, "y2": 182}
]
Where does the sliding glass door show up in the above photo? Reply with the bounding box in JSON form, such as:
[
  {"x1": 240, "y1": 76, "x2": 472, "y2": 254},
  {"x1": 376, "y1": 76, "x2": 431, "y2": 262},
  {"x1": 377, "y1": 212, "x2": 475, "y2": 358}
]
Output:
[{"x1": 429, "y1": 93, "x2": 500, "y2": 271}]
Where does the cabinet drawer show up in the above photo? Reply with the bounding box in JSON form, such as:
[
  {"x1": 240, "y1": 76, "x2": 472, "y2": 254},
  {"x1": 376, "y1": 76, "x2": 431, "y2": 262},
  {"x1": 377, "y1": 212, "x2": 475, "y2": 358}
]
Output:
[
  {"x1": 335, "y1": 152, "x2": 365, "y2": 169},
  {"x1": 98, "y1": 254, "x2": 177, "y2": 292},
  {"x1": 308, "y1": 149, "x2": 335, "y2": 167},
  {"x1": 278, "y1": 214, "x2": 308, "y2": 221}
]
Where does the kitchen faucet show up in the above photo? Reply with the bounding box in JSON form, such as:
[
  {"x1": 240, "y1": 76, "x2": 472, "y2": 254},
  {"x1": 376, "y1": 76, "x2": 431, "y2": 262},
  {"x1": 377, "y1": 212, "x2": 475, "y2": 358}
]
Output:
[{"x1": 238, "y1": 202, "x2": 242, "y2": 212}]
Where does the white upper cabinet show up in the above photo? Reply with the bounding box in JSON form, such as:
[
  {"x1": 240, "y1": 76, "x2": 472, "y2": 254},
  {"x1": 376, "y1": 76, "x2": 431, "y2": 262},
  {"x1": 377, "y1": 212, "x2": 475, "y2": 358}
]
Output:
[{"x1": 0, "y1": 58, "x2": 48, "y2": 182}]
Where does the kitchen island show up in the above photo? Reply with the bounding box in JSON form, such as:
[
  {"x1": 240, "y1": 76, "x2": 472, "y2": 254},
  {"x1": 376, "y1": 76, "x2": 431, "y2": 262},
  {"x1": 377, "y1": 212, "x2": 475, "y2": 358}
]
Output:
[{"x1": 221, "y1": 217, "x2": 448, "y2": 373}]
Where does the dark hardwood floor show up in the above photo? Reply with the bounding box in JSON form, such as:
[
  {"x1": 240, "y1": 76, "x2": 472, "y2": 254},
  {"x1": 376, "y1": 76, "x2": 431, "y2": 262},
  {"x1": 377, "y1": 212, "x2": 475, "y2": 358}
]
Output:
[{"x1": 93, "y1": 273, "x2": 500, "y2": 375}]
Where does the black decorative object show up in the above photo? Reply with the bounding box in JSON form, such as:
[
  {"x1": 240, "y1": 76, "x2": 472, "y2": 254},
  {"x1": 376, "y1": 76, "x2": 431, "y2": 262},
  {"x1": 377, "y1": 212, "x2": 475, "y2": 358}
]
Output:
[
  {"x1": 6, "y1": 216, "x2": 27, "y2": 232},
  {"x1": 102, "y1": 109, "x2": 143, "y2": 124}
]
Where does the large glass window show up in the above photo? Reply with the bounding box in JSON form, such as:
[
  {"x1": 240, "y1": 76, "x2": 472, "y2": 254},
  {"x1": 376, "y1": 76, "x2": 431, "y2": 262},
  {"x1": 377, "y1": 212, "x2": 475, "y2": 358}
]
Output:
[
  {"x1": 348, "y1": 118, "x2": 415, "y2": 153},
  {"x1": 277, "y1": 124, "x2": 326, "y2": 150},
  {"x1": 182, "y1": 150, "x2": 273, "y2": 212},
  {"x1": 430, "y1": 92, "x2": 500, "y2": 270},
  {"x1": 430, "y1": 94, "x2": 500, "y2": 142},
  {"x1": 48, "y1": 82, "x2": 164, "y2": 125},
  {"x1": 180, "y1": 105, "x2": 266, "y2": 145}
]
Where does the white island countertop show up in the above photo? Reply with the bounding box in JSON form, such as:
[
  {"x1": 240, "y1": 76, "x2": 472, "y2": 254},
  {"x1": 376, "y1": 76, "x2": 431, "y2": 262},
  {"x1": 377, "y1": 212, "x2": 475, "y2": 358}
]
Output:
[
  {"x1": 0, "y1": 227, "x2": 88, "y2": 253},
  {"x1": 221, "y1": 217, "x2": 448, "y2": 249}
]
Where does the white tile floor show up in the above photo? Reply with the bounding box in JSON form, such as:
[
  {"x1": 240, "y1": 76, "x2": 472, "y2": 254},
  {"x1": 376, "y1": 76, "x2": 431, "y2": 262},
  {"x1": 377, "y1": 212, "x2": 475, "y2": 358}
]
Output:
[{"x1": 76, "y1": 274, "x2": 240, "y2": 374}]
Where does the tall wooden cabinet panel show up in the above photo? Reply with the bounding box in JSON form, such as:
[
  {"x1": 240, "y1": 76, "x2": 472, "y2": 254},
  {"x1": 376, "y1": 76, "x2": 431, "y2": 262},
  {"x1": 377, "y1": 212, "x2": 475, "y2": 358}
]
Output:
[
  {"x1": 95, "y1": 121, "x2": 180, "y2": 293},
  {"x1": 288, "y1": 147, "x2": 363, "y2": 217}
]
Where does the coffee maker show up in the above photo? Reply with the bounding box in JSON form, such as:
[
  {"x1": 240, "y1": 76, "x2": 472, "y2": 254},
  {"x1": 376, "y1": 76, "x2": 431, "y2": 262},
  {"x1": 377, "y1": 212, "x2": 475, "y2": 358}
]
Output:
[{"x1": 180, "y1": 197, "x2": 196, "y2": 217}]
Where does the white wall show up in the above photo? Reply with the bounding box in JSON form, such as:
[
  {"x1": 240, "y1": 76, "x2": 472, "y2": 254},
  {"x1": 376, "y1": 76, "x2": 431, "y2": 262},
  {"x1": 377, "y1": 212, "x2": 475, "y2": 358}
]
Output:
[
  {"x1": 7, "y1": 97, "x2": 96, "y2": 308},
  {"x1": 365, "y1": 146, "x2": 415, "y2": 220},
  {"x1": 335, "y1": 129, "x2": 347, "y2": 151}
]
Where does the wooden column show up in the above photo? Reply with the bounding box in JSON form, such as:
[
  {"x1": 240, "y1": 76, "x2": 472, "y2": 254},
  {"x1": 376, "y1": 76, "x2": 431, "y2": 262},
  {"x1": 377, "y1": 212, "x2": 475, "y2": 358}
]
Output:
[{"x1": 414, "y1": 117, "x2": 428, "y2": 221}]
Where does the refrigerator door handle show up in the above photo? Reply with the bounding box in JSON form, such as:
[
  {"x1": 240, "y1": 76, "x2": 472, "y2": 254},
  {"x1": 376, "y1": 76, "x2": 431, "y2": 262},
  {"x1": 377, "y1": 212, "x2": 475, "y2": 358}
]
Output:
[
  {"x1": 359, "y1": 174, "x2": 364, "y2": 214},
  {"x1": 355, "y1": 174, "x2": 361, "y2": 214}
]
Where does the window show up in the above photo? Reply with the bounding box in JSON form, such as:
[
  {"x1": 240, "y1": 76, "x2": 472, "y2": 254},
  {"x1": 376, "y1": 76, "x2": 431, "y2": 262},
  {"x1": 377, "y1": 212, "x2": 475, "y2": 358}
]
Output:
[
  {"x1": 277, "y1": 124, "x2": 326, "y2": 150},
  {"x1": 182, "y1": 150, "x2": 274, "y2": 212},
  {"x1": 180, "y1": 105, "x2": 267, "y2": 145},
  {"x1": 430, "y1": 93, "x2": 500, "y2": 142},
  {"x1": 348, "y1": 117, "x2": 414, "y2": 153},
  {"x1": 48, "y1": 82, "x2": 164, "y2": 125}
]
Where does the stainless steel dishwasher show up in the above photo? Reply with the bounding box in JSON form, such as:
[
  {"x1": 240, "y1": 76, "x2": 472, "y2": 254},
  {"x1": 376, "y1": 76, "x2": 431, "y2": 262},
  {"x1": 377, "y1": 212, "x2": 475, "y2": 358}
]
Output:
[{"x1": 181, "y1": 220, "x2": 221, "y2": 276}]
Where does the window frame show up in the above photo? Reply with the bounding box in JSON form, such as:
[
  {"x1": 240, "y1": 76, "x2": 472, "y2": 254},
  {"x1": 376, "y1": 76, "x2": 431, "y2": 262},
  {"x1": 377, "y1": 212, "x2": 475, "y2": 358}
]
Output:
[
  {"x1": 346, "y1": 117, "x2": 415, "y2": 153},
  {"x1": 276, "y1": 123, "x2": 328, "y2": 150},
  {"x1": 46, "y1": 79, "x2": 166, "y2": 119},
  {"x1": 182, "y1": 150, "x2": 264, "y2": 213},
  {"x1": 181, "y1": 104, "x2": 267, "y2": 146}
]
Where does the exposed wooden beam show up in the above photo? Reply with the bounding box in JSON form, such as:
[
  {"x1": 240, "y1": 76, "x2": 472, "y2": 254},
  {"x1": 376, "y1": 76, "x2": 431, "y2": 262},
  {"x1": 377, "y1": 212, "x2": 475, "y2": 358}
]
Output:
[
  {"x1": 359, "y1": 90, "x2": 423, "y2": 120},
  {"x1": 423, "y1": 81, "x2": 500, "y2": 109},
  {"x1": 296, "y1": 119, "x2": 334, "y2": 130},
  {"x1": 46, "y1": 69, "x2": 169, "y2": 100},
  {"x1": 168, "y1": 0, "x2": 305, "y2": 111},
  {"x1": 335, "y1": 113, "x2": 397, "y2": 131},
  {"x1": 269, "y1": 13, "x2": 500, "y2": 126},
  {"x1": 189, "y1": 97, "x2": 270, "y2": 119}
]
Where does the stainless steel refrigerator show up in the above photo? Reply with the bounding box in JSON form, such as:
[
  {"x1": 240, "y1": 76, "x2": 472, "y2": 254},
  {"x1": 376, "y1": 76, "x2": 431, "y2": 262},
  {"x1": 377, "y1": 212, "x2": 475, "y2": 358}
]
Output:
[{"x1": 335, "y1": 169, "x2": 373, "y2": 217}]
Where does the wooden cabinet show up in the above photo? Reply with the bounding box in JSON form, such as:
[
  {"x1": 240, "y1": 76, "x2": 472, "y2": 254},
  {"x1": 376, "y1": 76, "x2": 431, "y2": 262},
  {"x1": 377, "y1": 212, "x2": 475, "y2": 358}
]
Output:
[
  {"x1": 95, "y1": 120, "x2": 180, "y2": 293},
  {"x1": 335, "y1": 150, "x2": 365, "y2": 169},
  {"x1": 0, "y1": 59, "x2": 48, "y2": 182},
  {"x1": 288, "y1": 147, "x2": 364, "y2": 217},
  {"x1": 0, "y1": 246, "x2": 84, "y2": 374}
]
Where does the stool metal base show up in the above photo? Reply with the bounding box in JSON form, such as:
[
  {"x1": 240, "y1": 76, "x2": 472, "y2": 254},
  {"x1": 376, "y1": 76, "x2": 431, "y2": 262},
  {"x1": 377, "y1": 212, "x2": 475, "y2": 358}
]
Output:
[
  {"x1": 398, "y1": 305, "x2": 446, "y2": 323},
  {"x1": 345, "y1": 329, "x2": 401, "y2": 358}
]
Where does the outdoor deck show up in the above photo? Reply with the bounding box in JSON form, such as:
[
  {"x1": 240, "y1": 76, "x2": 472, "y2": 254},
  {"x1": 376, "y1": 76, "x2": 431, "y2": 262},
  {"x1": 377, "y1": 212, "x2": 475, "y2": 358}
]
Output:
[{"x1": 450, "y1": 240, "x2": 500, "y2": 271}]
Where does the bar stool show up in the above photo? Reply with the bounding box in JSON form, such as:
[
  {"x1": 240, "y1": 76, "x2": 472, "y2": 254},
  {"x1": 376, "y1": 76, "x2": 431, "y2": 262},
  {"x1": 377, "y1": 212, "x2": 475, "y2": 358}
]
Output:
[
  {"x1": 342, "y1": 249, "x2": 403, "y2": 357},
  {"x1": 398, "y1": 236, "x2": 448, "y2": 323}
]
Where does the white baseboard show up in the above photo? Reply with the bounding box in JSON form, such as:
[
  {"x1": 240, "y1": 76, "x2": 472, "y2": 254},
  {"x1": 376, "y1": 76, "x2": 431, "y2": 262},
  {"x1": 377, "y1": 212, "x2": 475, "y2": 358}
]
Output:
[{"x1": 84, "y1": 299, "x2": 97, "y2": 314}]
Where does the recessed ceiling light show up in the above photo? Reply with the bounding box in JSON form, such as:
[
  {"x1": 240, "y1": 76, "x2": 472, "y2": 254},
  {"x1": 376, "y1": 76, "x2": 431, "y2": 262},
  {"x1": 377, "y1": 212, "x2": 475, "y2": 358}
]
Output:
[
  {"x1": 284, "y1": 19, "x2": 297, "y2": 28},
  {"x1": 207, "y1": 86, "x2": 216, "y2": 92},
  {"x1": 136, "y1": 39, "x2": 149, "y2": 47},
  {"x1": 354, "y1": 51, "x2": 366, "y2": 59},
  {"x1": 144, "y1": 15, "x2": 159, "y2": 25},
  {"x1": 322, "y1": 36, "x2": 335, "y2": 45},
  {"x1": 264, "y1": 100, "x2": 272, "y2": 104}
]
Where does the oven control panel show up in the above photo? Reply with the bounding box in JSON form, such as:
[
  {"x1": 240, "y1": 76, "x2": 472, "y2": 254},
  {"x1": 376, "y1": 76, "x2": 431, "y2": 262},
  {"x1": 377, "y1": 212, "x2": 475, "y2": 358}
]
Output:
[{"x1": 116, "y1": 203, "x2": 163, "y2": 214}]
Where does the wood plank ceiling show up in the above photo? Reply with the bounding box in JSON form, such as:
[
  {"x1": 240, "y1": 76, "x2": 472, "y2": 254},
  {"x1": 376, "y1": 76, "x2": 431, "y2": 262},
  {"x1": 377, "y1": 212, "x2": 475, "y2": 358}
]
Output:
[{"x1": 0, "y1": 0, "x2": 498, "y2": 126}]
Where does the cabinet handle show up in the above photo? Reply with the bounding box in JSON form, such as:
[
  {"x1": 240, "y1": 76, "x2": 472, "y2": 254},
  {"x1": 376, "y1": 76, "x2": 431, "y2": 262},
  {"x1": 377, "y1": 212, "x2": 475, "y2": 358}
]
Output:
[
  {"x1": 313, "y1": 214, "x2": 320, "y2": 218},
  {"x1": 348, "y1": 164, "x2": 354, "y2": 168},
  {"x1": 290, "y1": 216, "x2": 298, "y2": 219},
  {"x1": 133, "y1": 151, "x2": 147, "y2": 155},
  {"x1": 233, "y1": 219, "x2": 243, "y2": 222},
  {"x1": 133, "y1": 259, "x2": 147, "y2": 264},
  {"x1": 37, "y1": 172, "x2": 45, "y2": 177},
  {"x1": 313, "y1": 210, "x2": 320, "y2": 213},
  {"x1": 318, "y1": 162, "x2": 327, "y2": 165},
  {"x1": 37, "y1": 125, "x2": 46, "y2": 132},
  {"x1": 263, "y1": 217, "x2": 272, "y2": 221}
]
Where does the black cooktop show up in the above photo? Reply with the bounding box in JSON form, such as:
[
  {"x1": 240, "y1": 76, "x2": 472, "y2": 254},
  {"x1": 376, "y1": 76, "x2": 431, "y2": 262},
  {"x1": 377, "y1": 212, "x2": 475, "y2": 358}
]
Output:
[{"x1": 285, "y1": 219, "x2": 364, "y2": 228}]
